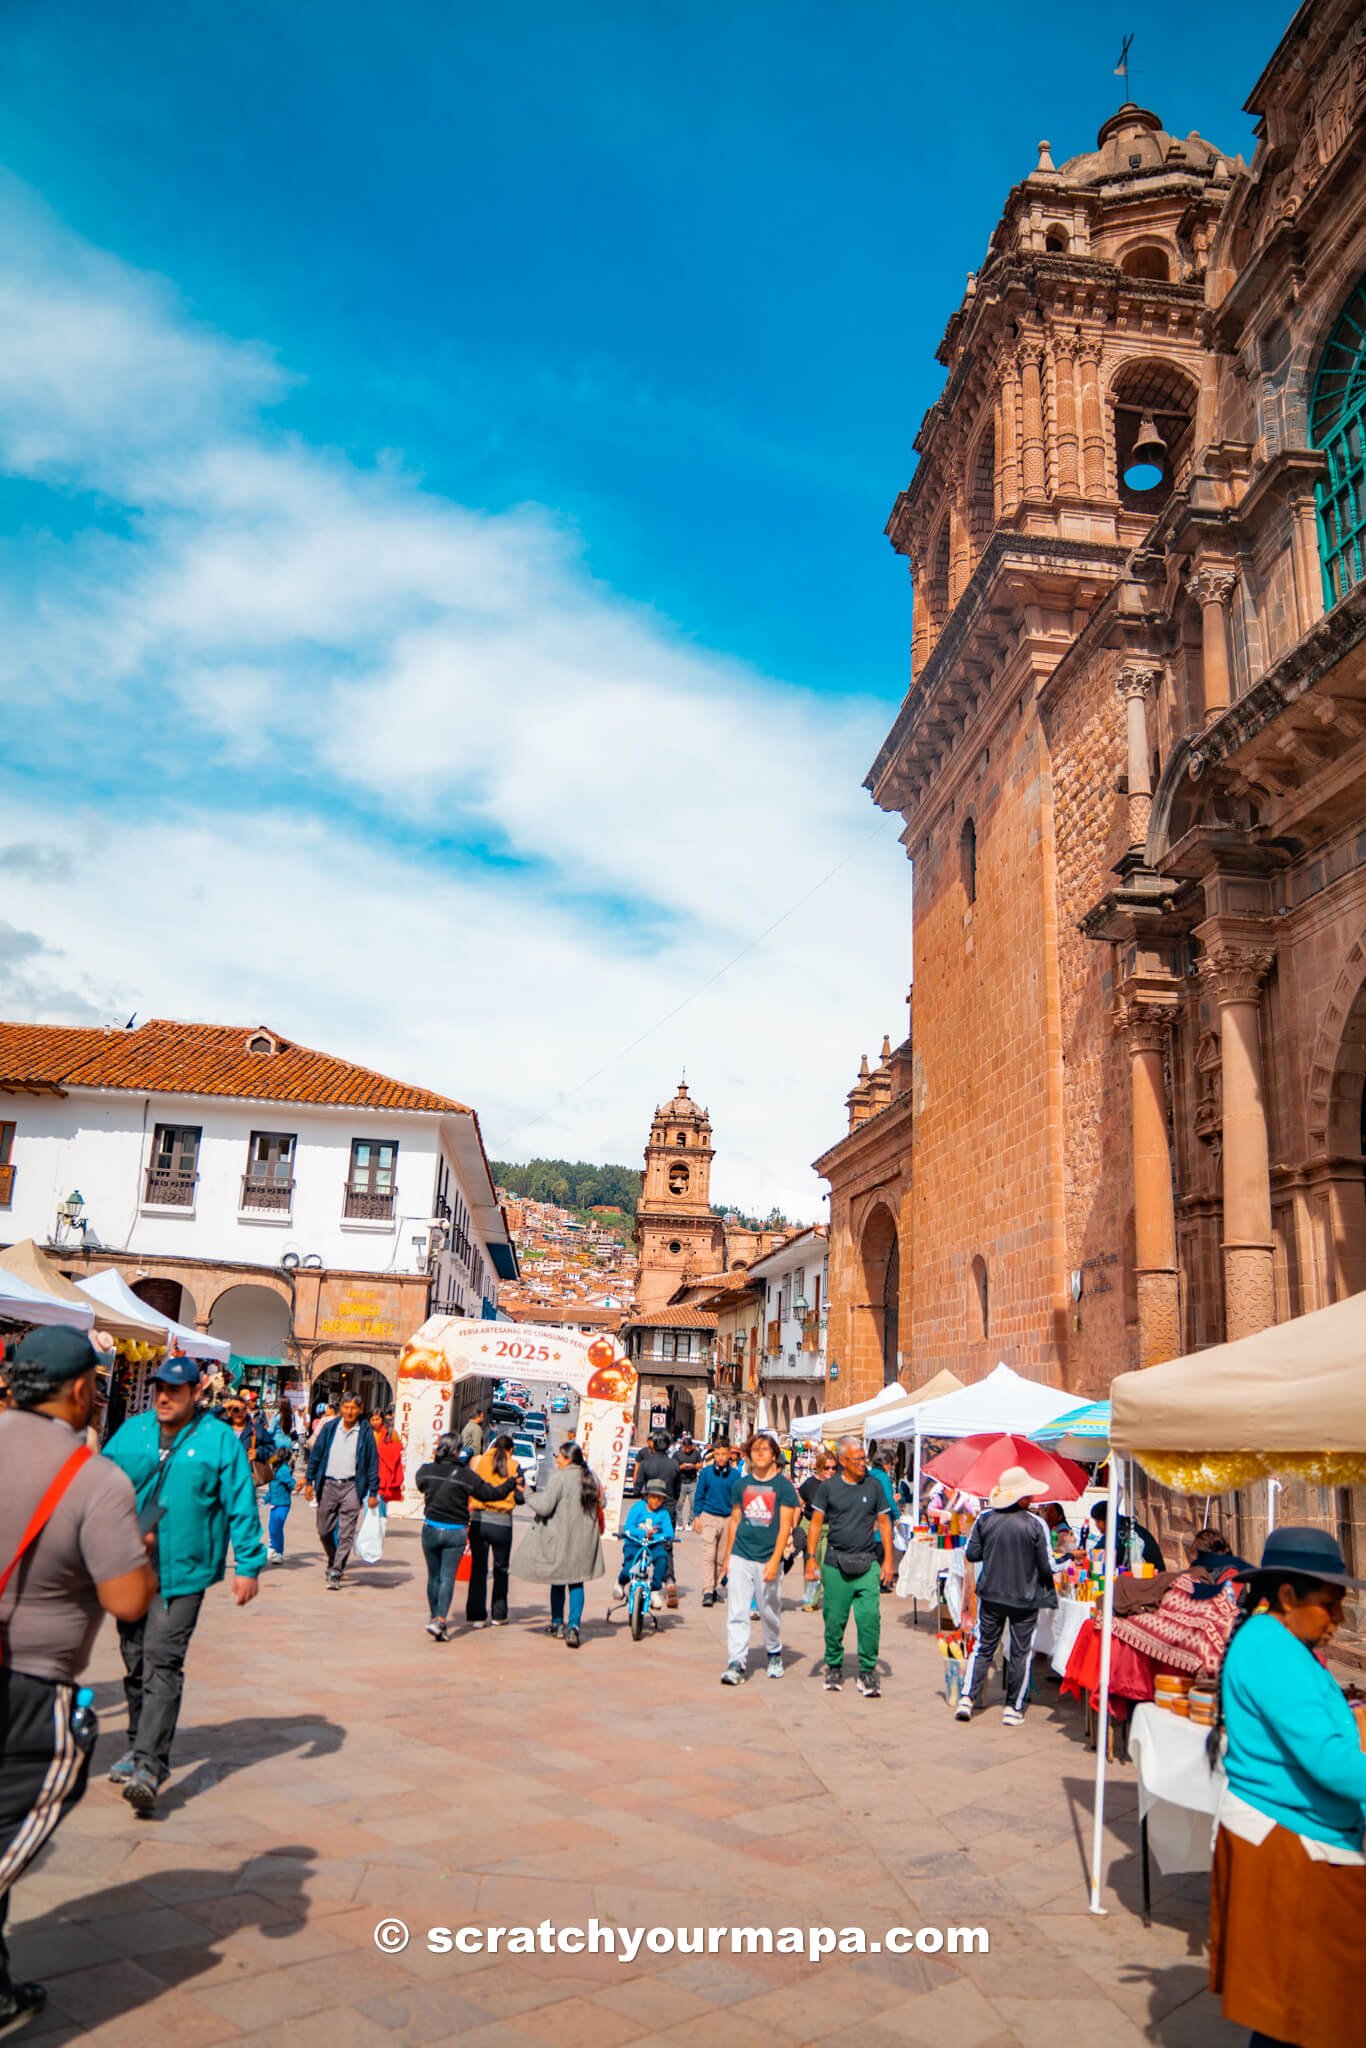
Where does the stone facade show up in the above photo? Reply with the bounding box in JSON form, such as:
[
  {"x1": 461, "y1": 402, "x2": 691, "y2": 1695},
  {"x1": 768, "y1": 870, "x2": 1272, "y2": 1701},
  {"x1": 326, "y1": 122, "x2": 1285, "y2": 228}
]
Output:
[
  {"x1": 814, "y1": 1026, "x2": 914, "y2": 1407},
  {"x1": 821, "y1": 0, "x2": 1366, "y2": 1566}
]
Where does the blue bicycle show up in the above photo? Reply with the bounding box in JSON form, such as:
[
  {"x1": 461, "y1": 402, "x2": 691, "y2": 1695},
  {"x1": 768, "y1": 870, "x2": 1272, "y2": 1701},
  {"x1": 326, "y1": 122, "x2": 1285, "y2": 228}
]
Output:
[{"x1": 611, "y1": 1540, "x2": 662, "y2": 1639}]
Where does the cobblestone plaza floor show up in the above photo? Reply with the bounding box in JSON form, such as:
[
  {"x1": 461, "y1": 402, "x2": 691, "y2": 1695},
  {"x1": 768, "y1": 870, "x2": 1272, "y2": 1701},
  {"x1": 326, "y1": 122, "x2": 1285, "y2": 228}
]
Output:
[{"x1": 12, "y1": 1524, "x2": 1240, "y2": 2046}]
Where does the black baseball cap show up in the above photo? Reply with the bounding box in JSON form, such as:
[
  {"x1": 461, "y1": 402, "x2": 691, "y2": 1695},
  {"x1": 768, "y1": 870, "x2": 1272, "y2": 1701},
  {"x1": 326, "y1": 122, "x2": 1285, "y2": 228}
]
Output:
[{"x1": 13, "y1": 1326, "x2": 105, "y2": 1385}]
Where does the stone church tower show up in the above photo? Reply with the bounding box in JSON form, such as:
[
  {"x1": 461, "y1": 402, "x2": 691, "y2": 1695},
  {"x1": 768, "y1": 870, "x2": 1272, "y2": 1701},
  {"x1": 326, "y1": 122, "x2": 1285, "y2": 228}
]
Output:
[{"x1": 632, "y1": 1081, "x2": 727, "y2": 1313}]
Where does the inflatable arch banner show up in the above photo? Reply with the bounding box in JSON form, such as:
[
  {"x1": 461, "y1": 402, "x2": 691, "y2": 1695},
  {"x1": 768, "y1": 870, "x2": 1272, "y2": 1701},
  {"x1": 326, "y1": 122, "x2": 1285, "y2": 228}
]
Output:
[{"x1": 394, "y1": 1317, "x2": 638, "y2": 1532}]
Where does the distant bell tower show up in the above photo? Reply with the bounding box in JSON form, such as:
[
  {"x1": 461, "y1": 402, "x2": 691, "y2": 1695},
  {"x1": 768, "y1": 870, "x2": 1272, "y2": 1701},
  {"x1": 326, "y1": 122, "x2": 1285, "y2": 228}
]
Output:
[{"x1": 632, "y1": 1080, "x2": 726, "y2": 1313}]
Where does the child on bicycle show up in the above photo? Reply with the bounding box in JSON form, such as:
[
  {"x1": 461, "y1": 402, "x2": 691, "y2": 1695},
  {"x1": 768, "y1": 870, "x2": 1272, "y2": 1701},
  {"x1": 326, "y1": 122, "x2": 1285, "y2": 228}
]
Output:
[{"x1": 620, "y1": 1477, "x2": 674, "y2": 1614}]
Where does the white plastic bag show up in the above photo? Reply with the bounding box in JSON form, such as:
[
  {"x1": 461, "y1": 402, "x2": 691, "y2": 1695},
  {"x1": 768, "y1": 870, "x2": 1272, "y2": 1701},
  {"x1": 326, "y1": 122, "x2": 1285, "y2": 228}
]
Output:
[{"x1": 355, "y1": 1504, "x2": 385, "y2": 1565}]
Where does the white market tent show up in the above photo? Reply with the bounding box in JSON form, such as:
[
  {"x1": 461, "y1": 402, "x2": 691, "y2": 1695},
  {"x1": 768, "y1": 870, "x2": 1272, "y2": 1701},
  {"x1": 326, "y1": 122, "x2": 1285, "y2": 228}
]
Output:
[
  {"x1": 871, "y1": 1362, "x2": 1081, "y2": 1442},
  {"x1": 0, "y1": 1239, "x2": 153, "y2": 1346},
  {"x1": 75, "y1": 1268, "x2": 231, "y2": 1365},
  {"x1": 869, "y1": 1361, "x2": 1082, "y2": 1504},
  {"x1": 1087, "y1": 1289, "x2": 1366, "y2": 1915},
  {"x1": 0, "y1": 1264, "x2": 94, "y2": 1330},
  {"x1": 790, "y1": 1382, "x2": 907, "y2": 1441}
]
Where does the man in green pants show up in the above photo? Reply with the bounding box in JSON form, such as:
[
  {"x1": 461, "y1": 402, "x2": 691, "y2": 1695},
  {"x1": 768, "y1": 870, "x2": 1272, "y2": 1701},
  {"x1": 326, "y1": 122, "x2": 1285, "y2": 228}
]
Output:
[{"x1": 804, "y1": 1435, "x2": 894, "y2": 1698}]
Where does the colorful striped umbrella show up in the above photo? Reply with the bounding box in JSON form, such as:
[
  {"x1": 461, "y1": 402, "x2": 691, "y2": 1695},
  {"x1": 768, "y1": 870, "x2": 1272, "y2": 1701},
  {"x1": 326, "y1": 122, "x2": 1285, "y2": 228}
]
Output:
[{"x1": 1033, "y1": 1400, "x2": 1111, "y2": 1463}]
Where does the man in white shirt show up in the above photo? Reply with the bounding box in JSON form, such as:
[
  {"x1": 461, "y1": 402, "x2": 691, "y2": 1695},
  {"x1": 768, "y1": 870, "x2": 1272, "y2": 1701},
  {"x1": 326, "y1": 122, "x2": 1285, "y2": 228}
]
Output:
[{"x1": 304, "y1": 1396, "x2": 379, "y2": 1588}]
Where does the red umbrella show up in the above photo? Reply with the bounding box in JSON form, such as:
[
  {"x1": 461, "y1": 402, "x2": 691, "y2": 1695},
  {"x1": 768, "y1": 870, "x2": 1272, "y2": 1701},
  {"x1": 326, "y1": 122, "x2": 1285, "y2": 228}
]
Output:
[{"x1": 923, "y1": 1432, "x2": 1089, "y2": 1502}]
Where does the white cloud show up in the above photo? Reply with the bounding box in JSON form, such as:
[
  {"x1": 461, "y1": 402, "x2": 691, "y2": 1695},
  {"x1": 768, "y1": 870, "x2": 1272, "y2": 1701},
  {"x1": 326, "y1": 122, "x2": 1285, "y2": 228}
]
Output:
[{"x1": 0, "y1": 180, "x2": 912, "y2": 1216}]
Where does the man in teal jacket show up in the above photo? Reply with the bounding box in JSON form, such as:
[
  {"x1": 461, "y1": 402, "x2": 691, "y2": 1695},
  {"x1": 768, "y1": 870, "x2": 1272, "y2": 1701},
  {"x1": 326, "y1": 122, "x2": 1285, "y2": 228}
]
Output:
[{"x1": 103, "y1": 1355, "x2": 265, "y2": 1814}]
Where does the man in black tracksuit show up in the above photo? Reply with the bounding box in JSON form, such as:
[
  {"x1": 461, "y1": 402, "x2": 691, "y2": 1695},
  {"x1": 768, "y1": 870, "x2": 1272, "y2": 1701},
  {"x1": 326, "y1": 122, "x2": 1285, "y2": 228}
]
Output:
[
  {"x1": 956, "y1": 1466, "x2": 1056, "y2": 1727},
  {"x1": 631, "y1": 1435, "x2": 682, "y2": 1602}
]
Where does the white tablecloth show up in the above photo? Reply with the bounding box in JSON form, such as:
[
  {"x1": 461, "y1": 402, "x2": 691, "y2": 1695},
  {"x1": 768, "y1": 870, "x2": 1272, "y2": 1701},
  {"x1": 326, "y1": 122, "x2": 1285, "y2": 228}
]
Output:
[
  {"x1": 897, "y1": 1543, "x2": 965, "y2": 1623},
  {"x1": 1128, "y1": 1701, "x2": 1222, "y2": 1875},
  {"x1": 1033, "y1": 1596, "x2": 1092, "y2": 1678}
]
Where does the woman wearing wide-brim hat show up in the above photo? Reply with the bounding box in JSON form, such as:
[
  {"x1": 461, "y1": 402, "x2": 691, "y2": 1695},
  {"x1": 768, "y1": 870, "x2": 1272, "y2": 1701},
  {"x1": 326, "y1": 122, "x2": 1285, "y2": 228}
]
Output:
[{"x1": 1206, "y1": 1525, "x2": 1366, "y2": 2048}]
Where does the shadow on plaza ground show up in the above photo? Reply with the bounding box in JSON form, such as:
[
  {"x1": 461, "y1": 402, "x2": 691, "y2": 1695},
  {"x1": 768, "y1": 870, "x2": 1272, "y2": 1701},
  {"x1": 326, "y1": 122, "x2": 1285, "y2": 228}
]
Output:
[
  {"x1": 1059, "y1": 1772, "x2": 1231, "y2": 2047},
  {"x1": 77, "y1": 1703, "x2": 345, "y2": 1815},
  {"x1": 17, "y1": 1846, "x2": 318, "y2": 2042}
]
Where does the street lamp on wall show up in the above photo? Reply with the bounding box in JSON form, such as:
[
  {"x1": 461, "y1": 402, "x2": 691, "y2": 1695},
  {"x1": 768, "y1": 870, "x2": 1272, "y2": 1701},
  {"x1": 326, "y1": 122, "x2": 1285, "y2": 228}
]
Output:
[{"x1": 55, "y1": 1190, "x2": 86, "y2": 1238}]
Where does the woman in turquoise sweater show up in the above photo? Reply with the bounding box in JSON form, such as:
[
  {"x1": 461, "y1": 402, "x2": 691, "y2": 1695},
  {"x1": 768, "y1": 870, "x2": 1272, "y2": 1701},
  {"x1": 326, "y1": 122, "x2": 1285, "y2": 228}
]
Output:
[{"x1": 1206, "y1": 1526, "x2": 1366, "y2": 2048}]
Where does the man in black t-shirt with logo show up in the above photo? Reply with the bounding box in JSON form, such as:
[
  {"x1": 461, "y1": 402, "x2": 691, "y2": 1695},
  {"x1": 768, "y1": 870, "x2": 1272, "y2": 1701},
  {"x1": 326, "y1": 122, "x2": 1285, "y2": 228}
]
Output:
[{"x1": 804, "y1": 1435, "x2": 893, "y2": 1697}]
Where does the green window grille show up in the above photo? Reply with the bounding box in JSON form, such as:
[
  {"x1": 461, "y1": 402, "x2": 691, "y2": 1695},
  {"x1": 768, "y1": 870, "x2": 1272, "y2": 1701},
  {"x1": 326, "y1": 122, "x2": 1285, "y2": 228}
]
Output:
[{"x1": 1311, "y1": 278, "x2": 1366, "y2": 609}]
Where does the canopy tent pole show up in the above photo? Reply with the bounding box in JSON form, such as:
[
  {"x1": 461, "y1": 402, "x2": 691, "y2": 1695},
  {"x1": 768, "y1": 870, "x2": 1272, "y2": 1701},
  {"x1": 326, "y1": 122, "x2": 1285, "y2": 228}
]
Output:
[
  {"x1": 1087, "y1": 1456, "x2": 1120, "y2": 1914},
  {"x1": 912, "y1": 1417, "x2": 922, "y2": 1511}
]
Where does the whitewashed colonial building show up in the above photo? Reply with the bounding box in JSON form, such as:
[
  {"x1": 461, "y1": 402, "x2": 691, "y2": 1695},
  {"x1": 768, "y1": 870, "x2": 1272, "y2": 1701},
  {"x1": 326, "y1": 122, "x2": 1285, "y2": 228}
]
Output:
[{"x1": 0, "y1": 1017, "x2": 516, "y2": 1405}]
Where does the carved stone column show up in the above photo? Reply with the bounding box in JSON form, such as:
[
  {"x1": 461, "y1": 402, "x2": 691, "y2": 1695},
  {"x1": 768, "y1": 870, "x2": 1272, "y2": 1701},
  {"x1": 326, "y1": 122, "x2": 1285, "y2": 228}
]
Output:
[
  {"x1": 997, "y1": 355, "x2": 1020, "y2": 517},
  {"x1": 1116, "y1": 662, "x2": 1161, "y2": 848},
  {"x1": 948, "y1": 467, "x2": 971, "y2": 607},
  {"x1": 910, "y1": 547, "x2": 930, "y2": 678},
  {"x1": 1118, "y1": 992, "x2": 1182, "y2": 1367},
  {"x1": 1190, "y1": 567, "x2": 1239, "y2": 724},
  {"x1": 1078, "y1": 339, "x2": 1106, "y2": 495},
  {"x1": 1052, "y1": 334, "x2": 1081, "y2": 492},
  {"x1": 1019, "y1": 340, "x2": 1046, "y2": 496},
  {"x1": 1201, "y1": 941, "x2": 1277, "y2": 1341}
]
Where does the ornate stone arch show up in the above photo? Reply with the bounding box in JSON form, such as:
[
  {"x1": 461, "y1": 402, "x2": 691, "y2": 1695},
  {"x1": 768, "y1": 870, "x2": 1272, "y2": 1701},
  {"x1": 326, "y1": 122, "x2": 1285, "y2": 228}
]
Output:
[{"x1": 1307, "y1": 934, "x2": 1366, "y2": 1159}]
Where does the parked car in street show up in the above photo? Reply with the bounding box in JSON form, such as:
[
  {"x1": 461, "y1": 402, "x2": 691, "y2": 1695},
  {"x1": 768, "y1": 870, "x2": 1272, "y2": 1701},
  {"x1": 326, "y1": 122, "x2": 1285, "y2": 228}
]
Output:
[
  {"x1": 521, "y1": 1411, "x2": 548, "y2": 1442},
  {"x1": 511, "y1": 1435, "x2": 541, "y2": 1488}
]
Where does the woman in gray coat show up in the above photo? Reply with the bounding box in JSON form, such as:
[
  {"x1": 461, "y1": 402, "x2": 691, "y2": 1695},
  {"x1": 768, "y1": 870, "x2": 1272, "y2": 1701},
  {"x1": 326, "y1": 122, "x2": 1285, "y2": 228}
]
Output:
[{"x1": 512, "y1": 1442, "x2": 604, "y2": 1648}]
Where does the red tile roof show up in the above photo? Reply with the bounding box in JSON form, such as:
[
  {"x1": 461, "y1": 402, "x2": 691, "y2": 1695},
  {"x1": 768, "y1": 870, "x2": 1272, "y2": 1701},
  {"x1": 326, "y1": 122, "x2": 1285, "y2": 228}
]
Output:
[
  {"x1": 0, "y1": 1018, "x2": 469, "y2": 1114},
  {"x1": 623, "y1": 1306, "x2": 718, "y2": 1330}
]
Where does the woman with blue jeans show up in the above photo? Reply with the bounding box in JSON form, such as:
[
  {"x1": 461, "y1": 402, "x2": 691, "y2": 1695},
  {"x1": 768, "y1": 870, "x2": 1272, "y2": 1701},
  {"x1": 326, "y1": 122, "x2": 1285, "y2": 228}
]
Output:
[
  {"x1": 414, "y1": 1435, "x2": 518, "y2": 1641},
  {"x1": 512, "y1": 1442, "x2": 605, "y2": 1650}
]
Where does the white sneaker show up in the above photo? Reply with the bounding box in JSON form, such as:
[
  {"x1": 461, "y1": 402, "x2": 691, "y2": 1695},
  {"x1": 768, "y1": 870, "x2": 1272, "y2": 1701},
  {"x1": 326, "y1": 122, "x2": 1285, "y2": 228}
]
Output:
[
  {"x1": 267, "y1": 1550, "x2": 283, "y2": 1564},
  {"x1": 1002, "y1": 1706, "x2": 1026, "y2": 1727},
  {"x1": 954, "y1": 1696, "x2": 974, "y2": 1722},
  {"x1": 649, "y1": 1591, "x2": 663, "y2": 1613}
]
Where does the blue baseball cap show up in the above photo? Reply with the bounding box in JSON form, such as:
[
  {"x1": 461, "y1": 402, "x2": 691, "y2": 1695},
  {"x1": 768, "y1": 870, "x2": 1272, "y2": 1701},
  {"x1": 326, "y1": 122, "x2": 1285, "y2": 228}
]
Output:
[{"x1": 150, "y1": 1353, "x2": 203, "y2": 1387}]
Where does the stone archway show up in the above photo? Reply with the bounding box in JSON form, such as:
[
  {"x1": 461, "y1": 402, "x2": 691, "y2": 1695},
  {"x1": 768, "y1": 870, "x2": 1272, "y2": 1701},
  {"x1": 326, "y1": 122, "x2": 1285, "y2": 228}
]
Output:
[
  {"x1": 1306, "y1": 939, "x2": 1366, "y2": 1301},
  {"x1": 132, "y1": 1275, "x2": 198, "y2": 1326},
  {"x1": 854, "y1": 1203, "x2": 902, "y2": 1395},
  {"x1": 208, "y1": 1283, "x2": 292, "y2": 1359}
]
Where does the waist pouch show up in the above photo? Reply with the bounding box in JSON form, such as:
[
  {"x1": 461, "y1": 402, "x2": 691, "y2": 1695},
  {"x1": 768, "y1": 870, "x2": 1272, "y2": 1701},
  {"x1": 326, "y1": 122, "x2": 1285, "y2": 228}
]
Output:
[{"x1": 828, "y1": 1548, "x2": 877, "y2": 1578}]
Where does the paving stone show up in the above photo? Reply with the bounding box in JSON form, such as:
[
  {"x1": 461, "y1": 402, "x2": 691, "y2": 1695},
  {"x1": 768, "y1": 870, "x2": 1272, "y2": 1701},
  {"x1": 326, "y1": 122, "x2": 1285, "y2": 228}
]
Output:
[{"x1": 6, "y1": 1523, "x2": 1244, "y2": 2043}]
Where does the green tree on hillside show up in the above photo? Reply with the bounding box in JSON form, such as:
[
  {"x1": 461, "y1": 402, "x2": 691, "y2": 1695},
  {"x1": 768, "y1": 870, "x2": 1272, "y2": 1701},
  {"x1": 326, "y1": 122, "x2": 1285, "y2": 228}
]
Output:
[{"x1": 492, "y1": 1159, "x2": 643, "y2": 1211}]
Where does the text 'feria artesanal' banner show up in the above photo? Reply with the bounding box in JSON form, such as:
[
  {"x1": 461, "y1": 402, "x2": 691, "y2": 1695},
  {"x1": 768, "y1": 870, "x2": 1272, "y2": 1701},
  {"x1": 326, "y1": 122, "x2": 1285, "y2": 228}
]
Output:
[{"x1": 394, "y1": 1318, "x2": 638, "y2": 1533}]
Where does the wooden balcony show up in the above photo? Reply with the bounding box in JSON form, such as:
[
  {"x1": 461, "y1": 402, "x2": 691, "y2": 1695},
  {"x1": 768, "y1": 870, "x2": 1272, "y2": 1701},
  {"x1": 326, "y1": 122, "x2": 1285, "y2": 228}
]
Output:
[
  {"x1": 344, "y1": 1185, "x2": 396, "y2": 1222},
  {"x1": 143, "y1": 1168, "x2": 196, "y2": 1208}
]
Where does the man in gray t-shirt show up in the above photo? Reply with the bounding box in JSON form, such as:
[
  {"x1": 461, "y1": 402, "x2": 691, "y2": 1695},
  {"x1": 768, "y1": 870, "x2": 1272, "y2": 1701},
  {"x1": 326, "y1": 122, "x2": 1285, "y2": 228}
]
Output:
[{"x1": 0, "y1": 1326, "x2": 153, "y2": 2033}]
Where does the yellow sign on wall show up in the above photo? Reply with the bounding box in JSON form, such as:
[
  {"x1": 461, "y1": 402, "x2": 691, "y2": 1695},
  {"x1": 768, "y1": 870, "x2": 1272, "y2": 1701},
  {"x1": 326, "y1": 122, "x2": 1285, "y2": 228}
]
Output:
[{"x1": 318, "y1": 1293, "x2": 398, "y2": 1341}]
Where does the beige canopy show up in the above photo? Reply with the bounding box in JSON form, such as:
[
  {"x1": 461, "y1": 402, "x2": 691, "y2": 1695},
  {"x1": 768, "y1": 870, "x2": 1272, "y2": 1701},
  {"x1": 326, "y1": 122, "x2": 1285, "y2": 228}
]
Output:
[
  {"x1": 863, "y1": 1368, "x2": 965, "y2": 1439},
  {"x1": 0, "y1": 1239, "x2": 162, "y2": 1348},
  {"x1": 1109, "y1": 1289, "x2": 1366, "y2": 1492}
]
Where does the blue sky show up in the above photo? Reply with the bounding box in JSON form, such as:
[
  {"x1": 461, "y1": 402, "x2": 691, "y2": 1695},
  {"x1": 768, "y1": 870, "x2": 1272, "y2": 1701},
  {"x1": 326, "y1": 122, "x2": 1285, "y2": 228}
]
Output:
[{"x1": 0, "y1": 0, "x2": 1294, "y2": 1212}]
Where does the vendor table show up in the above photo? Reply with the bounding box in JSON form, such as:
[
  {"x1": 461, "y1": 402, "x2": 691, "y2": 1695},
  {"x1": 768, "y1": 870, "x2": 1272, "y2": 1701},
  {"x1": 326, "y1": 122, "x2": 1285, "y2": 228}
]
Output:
[
  {"x1": 1033, "y1": 1595, "x2": 1093, "y2": 1678},
  {"x1": 896, "y1": 1542, "x2": 965, "y2": 1624},
  {"x1": 1127, "y1": 1701, "x2": 1222, "y2": 1922}
]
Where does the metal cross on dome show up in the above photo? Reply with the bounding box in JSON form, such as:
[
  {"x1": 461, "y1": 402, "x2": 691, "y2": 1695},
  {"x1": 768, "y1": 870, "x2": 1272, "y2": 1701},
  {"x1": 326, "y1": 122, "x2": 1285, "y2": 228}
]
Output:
[{"x1": 1114, "y1": 33, "x2": 1134, "y2": 95}]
